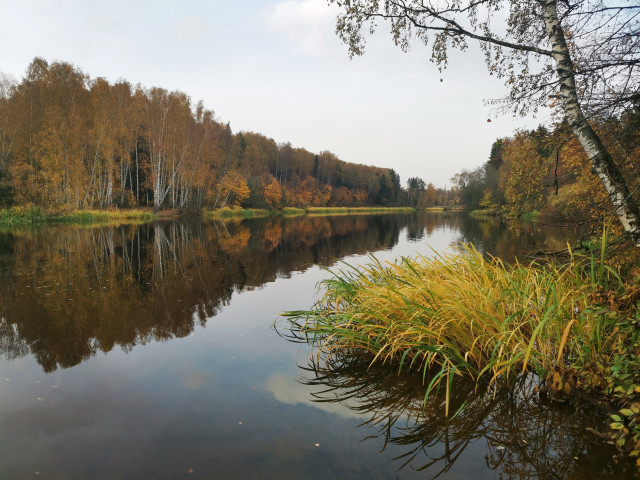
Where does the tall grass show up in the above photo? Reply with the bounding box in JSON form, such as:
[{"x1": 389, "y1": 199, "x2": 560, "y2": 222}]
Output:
[{"x1": 282, "y1": 245, "x2": 616, "y2": 415}]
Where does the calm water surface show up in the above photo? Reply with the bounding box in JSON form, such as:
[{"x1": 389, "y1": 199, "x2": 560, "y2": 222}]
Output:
[{"x1": 0, "y1": 213, "x2": 635, "y2": 479}]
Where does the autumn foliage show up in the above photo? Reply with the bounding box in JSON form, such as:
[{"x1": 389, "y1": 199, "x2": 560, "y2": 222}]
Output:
[{"x1": 0, "y1": 58, "x2": 420, "y2": 213}]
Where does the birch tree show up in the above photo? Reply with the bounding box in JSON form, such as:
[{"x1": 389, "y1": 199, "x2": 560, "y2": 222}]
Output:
[{"x1": 329, "y1": 0, "x2": 640, "y2": 243}]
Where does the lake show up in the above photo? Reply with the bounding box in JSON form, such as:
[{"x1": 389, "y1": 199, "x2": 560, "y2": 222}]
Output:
[{"x1": 0, "y1": 213, "x2": 635, "y2": 479}]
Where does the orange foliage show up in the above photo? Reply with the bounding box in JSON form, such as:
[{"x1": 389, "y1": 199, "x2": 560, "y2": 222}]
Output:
[{"x1": 263, "y1": 176, "x2": 282, "y2": 208}]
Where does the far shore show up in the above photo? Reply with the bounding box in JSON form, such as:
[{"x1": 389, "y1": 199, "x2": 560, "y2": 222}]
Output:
[{"x1": 0, "y1": 205, "x2": 466, "y2": 228}]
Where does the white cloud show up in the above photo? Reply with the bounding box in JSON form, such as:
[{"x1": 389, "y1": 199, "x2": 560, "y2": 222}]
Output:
[{"x1": 263, "y1": 0, "x2": 339, "y2": 55}]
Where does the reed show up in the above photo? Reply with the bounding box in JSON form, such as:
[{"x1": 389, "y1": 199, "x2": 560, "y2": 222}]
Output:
[{"x1": 282, "y1": 245, "x2": 615, "y2": 415}]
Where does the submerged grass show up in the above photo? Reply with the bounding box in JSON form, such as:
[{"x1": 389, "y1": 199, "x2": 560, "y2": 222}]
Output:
[{"x1": 282, "y1": 245, "x2": 620, "y2": 416}]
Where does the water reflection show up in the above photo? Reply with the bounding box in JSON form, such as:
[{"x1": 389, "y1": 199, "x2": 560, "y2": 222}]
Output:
[
  {"x1": 0, "y1": 213, "x2": 622, "y2": 479},
  {"x1": 440, "y1": 214, "x2": 579, "y2": 262},
  {"x1": 0, "y1": 215, "x2": 407, "y2": 372},
  {"x1": 0, "y1": 213, "x2": 580, "y2": 373},
  {"x1": 298, "y1": 351, "x2": 636, "y2": 479}
]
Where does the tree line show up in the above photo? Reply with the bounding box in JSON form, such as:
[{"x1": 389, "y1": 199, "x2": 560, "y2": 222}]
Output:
[{"x1": 0, "y1": 58, "x2": 445, "y2": 212}]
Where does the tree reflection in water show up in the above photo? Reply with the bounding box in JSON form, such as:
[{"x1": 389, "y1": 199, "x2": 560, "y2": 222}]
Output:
[
  {"x1": 297, "y1": 350, "x2": 637, "y2": 479},
  {"x1": 0, "y1": 215, "x2": 405, "y2": 372},
  {"x1": 0, "y1": 213, "x2": 583, "y2": 375}
]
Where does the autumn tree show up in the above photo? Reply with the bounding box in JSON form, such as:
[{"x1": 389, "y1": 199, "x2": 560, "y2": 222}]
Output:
[
  {"x1": 328, "y1": 0, "x2": 640, "y2": 244},
  {"x1": 424, "y1": 182, "x2": 438, "y2": 207},
  {"x1": 502, "y1": 132, "x2": 548, "y2": 222},
  {"x1": 213, "y1": 170, "x2": 250, "y2": 208},
  {"x1": 263, "y1": 175, "x2": 283, "y2": 208},
  {"x1": 0, "y1": 74, "x2": 16, "y2": 205}
]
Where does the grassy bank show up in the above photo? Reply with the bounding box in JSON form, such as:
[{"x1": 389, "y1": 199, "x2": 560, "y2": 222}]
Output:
[
  {"x1": 203, "y1": 206, "x2": 415, "y2": 218},
  {"x1": 280, "y1": 207, "x2": 307, "y2": 216},
  {"x1": 305, "y1": 206, "x2": 415, "y2": 216},
  {"x1": 281, "y1": 240, "x2": 640, "y2": 465},
  {"x1": 0, "y1": 206, "x2": 156, "y2": 228},
  {"x1": 204, "y1": 207, "x2": 271, "y2": 219}
]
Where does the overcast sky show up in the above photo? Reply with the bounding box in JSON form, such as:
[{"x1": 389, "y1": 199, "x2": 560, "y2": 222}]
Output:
[{"x1": 1, "y1": 0, "x2": 546, "y2": 187}]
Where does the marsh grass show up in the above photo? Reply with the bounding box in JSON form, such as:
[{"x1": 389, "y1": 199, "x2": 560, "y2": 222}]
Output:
[{"x1": 282, "y1": 245, "x2": 618, "y2": 415}]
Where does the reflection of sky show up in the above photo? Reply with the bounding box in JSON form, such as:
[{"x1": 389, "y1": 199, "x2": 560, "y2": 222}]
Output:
[{"x1": 264, "y1": 373, "x2": 359, "y2": 420}]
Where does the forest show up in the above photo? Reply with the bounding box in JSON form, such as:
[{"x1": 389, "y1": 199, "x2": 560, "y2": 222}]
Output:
[
  {"x1": 2, "y1": 57, "x2": 638, "y2": 234},
  {"x1": 0, "y1": 58, "x2": 447, "y2": 214}
]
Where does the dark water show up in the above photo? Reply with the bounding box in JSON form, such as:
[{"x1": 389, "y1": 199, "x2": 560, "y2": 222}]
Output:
[{"x1": 0, "y1": 213, "x2": 635, "y2": 479}]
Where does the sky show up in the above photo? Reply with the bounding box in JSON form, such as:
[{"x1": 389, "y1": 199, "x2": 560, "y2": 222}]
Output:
[{"x1": 0, "y1": 0, "x2": 546, "y2": 187}]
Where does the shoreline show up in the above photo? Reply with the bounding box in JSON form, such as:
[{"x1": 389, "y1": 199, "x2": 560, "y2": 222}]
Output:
[{"x1": 0, "y1": 205, "x2": 467, "y2": 228}]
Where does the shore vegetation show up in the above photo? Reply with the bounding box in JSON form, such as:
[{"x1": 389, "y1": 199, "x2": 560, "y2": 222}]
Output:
[{"x1": 282, "y1": 228, "x2": 640, "y2": 466}]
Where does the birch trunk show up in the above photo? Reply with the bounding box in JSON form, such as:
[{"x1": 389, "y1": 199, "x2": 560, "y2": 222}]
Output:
[{"x1": 540, "y1": 0, "x2": 640, "y2": 245}]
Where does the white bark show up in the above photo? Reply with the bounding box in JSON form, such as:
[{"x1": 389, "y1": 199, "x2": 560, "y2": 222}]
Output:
[{"x1": 539, "y1": 0, "x2": 640, "y2": 245}]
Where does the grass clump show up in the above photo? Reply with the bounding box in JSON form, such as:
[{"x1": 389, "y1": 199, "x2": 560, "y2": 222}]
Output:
[{"x1": 282, "y1": 245, "x2": 618, "y2": 416}]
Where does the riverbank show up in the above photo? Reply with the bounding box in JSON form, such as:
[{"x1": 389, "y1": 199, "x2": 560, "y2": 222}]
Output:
[
  {"x1": 0, "y1": 205, "x2": 463, "y2": 228},
  {"x1": 203, "y1": 206, "x2": 417, "y2": 218},
  {"x1": 305, "y1": 206, "x2": 415, "y2": 215}
]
